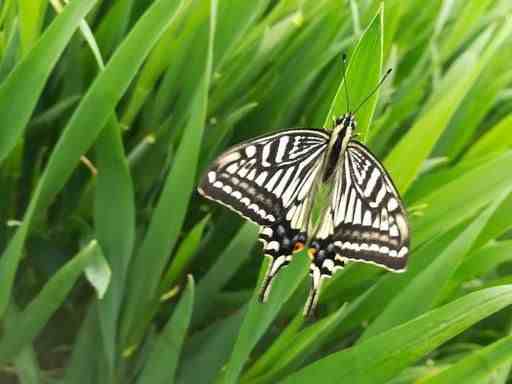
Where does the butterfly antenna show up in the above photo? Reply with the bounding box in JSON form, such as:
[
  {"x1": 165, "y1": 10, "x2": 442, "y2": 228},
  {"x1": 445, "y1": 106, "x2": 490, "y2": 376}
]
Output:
[
  {"x1": 353, "y1": 68, "x2": 392, "y2": 114},
  {"x1": 341, "y1": 53, "x2": 351, "y2": 112}
]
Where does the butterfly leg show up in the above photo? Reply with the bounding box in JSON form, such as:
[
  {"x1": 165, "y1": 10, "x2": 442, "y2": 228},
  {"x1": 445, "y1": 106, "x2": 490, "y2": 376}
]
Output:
[
  {"x1": 258, "y1": 224, "x2": 307, "y2": 303},
  {"x1": 303, "y1": 240, "x2": 345, "y2": 317}
]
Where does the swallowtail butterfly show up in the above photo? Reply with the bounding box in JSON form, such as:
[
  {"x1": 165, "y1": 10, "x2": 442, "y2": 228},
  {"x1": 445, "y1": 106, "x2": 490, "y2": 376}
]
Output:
[{"x1": 198, "y1": 61, "x2": 409, "y2": 316}]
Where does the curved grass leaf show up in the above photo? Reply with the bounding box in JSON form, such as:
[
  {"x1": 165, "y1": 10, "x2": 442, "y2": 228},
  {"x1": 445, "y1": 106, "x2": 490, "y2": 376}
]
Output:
[
  {"x1": 280, "y1": 285, "x2": 512, "y2": 384},
  {"x1": 94, "y1": 0, "x2": 135, "y2": 58},
  {"x1": 121, "y1": 0, "x2": 217, "y2": 346},
  {"x1": 385, "y1": 18, "x2": 512, "y2": 193},
  {"x1": 70, "y1": 9, "x2": 138, "y2": 378},
  {"x1": 323, "y1": 4, "x2": 383, "y2": 140},
  {"x1": 474, "y1": 192, "x2": 512, "y2": 249},
  {"x1": 120, "y1": 0, "x2": 195, "y2": 127},
  {"x1": 362, "y1": 192, "x2": 509, "y2": 340},
  {"x1": 418, "y1": 335, "x2": 512, "y2": 384},
  {"x1": 410, "y1": 151, "x2": 512, "y2": 247},
  {"x1": 192, "y1": 222, "x2": 258, "y2": 327},
  {"x1": 160, "y1": 215, "x2": 210, "y2": 293},
  {"x1": 0, "y1": 0, "x2": 187, "y2": 320},
  {"x1": 449, "y1": 241, "x2": 512, "y2": 291},
  {"x1": 95, "y1": 120, "x2": 135, "y2": 378},
  {"x1": 464, "y1": 113, "x2": 512, "y2": 161},
  {"x1": 243, "y1": 312, "x2": 305, "y2": 380},
  {"x1": 440, "y1": 0, "x2": 495, "y2": 60},
  {"x1": 242, "y1": 304, "x2": 348, "y2": 384},
  {"x1": 136, "y1": 276, "x2": 194, "y2": 384},
  {"x1": 0, "y1": 0, "x2": 98, "y2": 164},
  {"x1": 218, "y1": 253, "x2": 309, "y2": 384},
  {"x1": 4, "y1": 305, "x2": 41, "y2": 384},
  {"x1": 178, "y1": 310, "x2": 246, "y2": 384},
  {"x1": 0, "y1": 240, "x2": 101, "y2": 364},
  {"x1": 14, "y1": 346, "x2": 40, "y2": 384},
  {"x1": 63, "y1": 307, "x2": 102, "y2": 384}
]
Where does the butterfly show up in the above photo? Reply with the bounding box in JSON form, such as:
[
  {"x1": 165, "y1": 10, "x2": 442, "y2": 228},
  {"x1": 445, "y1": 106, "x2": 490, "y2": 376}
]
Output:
[{"x1": 197, "y1": 62, "x2": 409, "y2": 317}]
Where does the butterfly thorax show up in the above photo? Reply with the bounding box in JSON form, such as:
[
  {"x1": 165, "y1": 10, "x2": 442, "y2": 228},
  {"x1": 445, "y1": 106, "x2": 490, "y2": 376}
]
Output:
[{"x1": 322, "y1": 113, "x2": 356, "y2": 183}]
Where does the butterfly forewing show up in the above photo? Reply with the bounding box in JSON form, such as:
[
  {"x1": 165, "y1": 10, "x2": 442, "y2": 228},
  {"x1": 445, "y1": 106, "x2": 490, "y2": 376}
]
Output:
[{"x1": 198, "y1": 129, "x2": 329, "y2": 301}]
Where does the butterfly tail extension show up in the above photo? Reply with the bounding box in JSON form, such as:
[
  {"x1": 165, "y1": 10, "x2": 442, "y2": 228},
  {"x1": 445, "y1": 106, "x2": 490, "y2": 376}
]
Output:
[
  {"x1": 257, "y1": 253, "x2": 292, "y2": 303},
  {"x1": 258, "y1": 256, "x2": 278, "y2": 302},
  {"x1": 303, "y1": 268, "x2": 324, "y2": 317}
]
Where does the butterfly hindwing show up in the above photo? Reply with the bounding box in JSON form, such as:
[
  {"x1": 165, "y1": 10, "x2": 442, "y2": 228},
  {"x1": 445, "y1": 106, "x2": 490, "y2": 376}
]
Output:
[
  {"x1": 198, "y1": 129, "x2": 329, "y2": 301},
  {"x1": 316, "y1": 140, "x2": 409, "y2": 271},
  {"x1": 303, "y1": 140, "x2": 409, "y2": 316}
]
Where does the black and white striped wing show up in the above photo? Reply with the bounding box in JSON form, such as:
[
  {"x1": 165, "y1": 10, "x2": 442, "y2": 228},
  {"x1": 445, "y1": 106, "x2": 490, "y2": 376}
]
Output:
[
  {"x1": 316, "y1": 140, "x2": 410, "y2": 272},
  {"x1": 198, "y1": 129, "x2": 328, "y2": 227},
  {"x1": 198, "y1": 129, "x2": 329, "y2": 301}
]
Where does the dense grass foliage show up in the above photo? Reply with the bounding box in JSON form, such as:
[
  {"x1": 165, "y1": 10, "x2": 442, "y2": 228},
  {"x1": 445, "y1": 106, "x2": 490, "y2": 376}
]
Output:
[{"x1": 0, "y1": 0, "x2": 512, "y2": 383}]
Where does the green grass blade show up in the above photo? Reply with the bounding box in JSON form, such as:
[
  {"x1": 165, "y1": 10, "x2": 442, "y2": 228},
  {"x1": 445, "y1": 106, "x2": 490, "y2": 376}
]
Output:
[
  {"x1": 192, "y1": 222, "x2": 258, "y2": 327},
  {"x1": 16, "y1": 0, "x2": 47, "y2": 55},
  {"x1": 208, "y1": 10, "x2": 302, "y2": 115},
  {"x1": 385, "y1": 19, "x2": 512, "y2": 193},
  {"x1": 4, "y1": 306, "x2": 41, "y2": 384},
  {"x1": 440, "y1": 0, "x2": 495, "y2": 59},
  {"x1": 120, "y1": 0, "x2": 194, "y2": 127},
  {"x1": 160, "y1": 215, "x2": 209, "y2": 293},
  {"x1": 449, "y1": 241, "x2": 512, "y2": 291},
  {"x1": 72, "y1": 11, "x2": 136, "y2": 378},
  {"x1": 434, "y1": 48, "x2": 512, "y2": 159},
  {"x1": 464, "y1": 113, "x2": 512, "y2": 161},
  {"x1": 94, "y1": 0, "x2": 135, "y2": 58},
  {"x1": 94, "y1": 119, "x2": 135, "y2": 378},
  {"x1": 0, "y1": 0, "x2": 188, "y2": 320},
  {"x1": 0, "y1": 240, "x2": 101, "y2": 363},
  {"x1": 178, "y1": 310, "x2": 246, "y2": 384},
  {"x1": 242, "y1": 304, "x2": 348, "y2": 384},
  {"x1": 218, "y1": 253, "x2": 309, "y2": 384},
  {"x1": 362, "y1": 192, "x2": 509, "y2": 340},
  {"x1": 136, "y1": 276, "x2": 194, "y2": 384},
  {"x1": 0, "y1": 19, "x2": 21, "y2": 83},
  {"x1": 410, "y1": 152, "x2": 512, "y2": 247},
  {"x1": 213, "y1": 0, "x2": 271, "y2": 69},
  {"x1": 243, "y1": 313, "x2": 305, "y2": 380},
  {"x1": 474, "y1": 193, "x2": 512, "y2": 249},
  {"x1": 280, "y1": 285, "x2": 512, "y2": 384},
  {"x1": 323, "y1": 4, "x2": 383, "y2": 140},
  {"x1": 419, "y1": 335, "x2": 512, "y2": 384},
  {"x1": 63, "y1": 307, "x2": 101, "y2": 384},
  {"x1": 0, "y1": 0, "x2": 98, "y2": 164},
  {"x1": 14, "y1": 346, "x2": 40, "y2": 384},
  {"x1": 121, "y1": 0, "x2": 216, "y2": 346}
]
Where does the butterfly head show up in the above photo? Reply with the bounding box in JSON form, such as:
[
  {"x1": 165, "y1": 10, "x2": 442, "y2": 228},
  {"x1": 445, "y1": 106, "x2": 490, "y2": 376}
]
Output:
[
  {"x1": 330, "y1": 112, "x2": 356, "y2": 155},
  {"x1": 334, "y1": 112, "x2": 356, "y2": 140}
]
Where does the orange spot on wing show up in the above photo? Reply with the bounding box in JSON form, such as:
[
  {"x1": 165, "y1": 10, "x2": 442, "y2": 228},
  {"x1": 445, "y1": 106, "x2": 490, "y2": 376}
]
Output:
[{"x1": 293, "y1": 242, "x2": 305, "y2": 253}]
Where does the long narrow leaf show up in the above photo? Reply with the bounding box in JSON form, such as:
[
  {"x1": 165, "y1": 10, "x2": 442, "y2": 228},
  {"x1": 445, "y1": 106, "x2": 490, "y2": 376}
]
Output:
[
  {"x1": 121, "y1": 0, "x2": 217, "y2": 346},
  {"x1": 0, "y1": 241, "x2": 101, "y2": 363},
  {"x1": 0, "y1": 0, "x2": 97, "y2": 163},
  {"x1": 280, "y1": 285, "x2": 512, "y2": 384},
  {"x1": 136, "y1": 276, "x2": 195, "y2": 384},
  {"x1": 0, "y1": 0, "x2": 187, "y2": 320}
]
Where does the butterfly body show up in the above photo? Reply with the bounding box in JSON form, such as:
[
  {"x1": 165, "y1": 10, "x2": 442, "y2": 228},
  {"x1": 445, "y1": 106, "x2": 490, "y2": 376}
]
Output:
[
  {"x1": 322, "y1": 114, "x2": 354, "y2": 183},
  {"x1": 198, "y1": 112, "x2": 409, "y2": 316}
]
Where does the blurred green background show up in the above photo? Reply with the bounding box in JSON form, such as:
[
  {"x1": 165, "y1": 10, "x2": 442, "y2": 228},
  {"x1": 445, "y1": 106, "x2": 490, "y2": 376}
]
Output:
[{"x1": 1, "y1": 0, "x2": 512, "y2": 383}]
